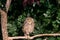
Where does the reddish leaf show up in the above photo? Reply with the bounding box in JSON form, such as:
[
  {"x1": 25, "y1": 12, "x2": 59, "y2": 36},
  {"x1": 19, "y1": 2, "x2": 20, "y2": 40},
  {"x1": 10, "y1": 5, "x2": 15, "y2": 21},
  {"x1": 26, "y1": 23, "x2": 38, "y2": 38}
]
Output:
[
  {"x1": 23, "y1": 0, "x2": 28, "y2": 7},
  {"x1": 27, "y1": 0, "x2": 34, "y2": 5}
]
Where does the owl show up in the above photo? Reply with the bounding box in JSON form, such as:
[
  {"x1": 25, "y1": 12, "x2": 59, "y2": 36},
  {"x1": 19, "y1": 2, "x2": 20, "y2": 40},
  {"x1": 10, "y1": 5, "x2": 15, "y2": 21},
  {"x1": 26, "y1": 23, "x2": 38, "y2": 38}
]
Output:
[{"x1": 22, "y1": 17, "x2": 35, "y2": 37}]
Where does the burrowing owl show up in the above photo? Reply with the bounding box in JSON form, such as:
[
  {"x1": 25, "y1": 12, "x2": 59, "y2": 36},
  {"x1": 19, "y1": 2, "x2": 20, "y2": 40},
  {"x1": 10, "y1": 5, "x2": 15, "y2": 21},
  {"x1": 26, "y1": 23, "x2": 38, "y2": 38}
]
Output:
[{"x1": 22, "y1": 17, "x2": 35, "y2": 36}]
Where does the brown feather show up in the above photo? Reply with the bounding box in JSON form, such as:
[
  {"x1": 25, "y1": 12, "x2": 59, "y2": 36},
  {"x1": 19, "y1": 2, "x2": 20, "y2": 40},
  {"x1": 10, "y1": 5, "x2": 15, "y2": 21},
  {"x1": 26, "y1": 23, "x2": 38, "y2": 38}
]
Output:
[{"x1": 22, "y1": 17, "x2": 35, "y2": 36}]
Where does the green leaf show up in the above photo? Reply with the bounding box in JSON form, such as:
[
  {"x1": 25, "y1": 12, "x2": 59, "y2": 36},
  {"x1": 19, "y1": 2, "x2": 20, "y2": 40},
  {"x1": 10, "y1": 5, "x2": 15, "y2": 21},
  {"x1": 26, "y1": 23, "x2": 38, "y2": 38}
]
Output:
[
  {"x1": 57, "y1": 37, "x2": 60, "y2": 40},
  {"x1": 35, "y1": 38, "x2": 42, "y2": 40},
  {"x1": 48, "y1": 37, "x2": 56, "y2": 40}
]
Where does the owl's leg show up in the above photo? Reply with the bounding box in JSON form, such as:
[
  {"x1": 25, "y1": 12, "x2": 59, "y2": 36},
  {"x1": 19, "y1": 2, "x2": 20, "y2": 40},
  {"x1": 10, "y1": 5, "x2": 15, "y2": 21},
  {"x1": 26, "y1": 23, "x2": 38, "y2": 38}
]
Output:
[
  {"x1": 24, "y1": 34, "x2": 27, "y2": 40},
  {"x1": 24, "y1": 33, "x2": 30, "y2": 40},
  {"x1": 27, "y1": 33, "x2": 30, "y2": 40},
  {"x1": 24, "y1": 34, "x2": 28, "y2": 39}
]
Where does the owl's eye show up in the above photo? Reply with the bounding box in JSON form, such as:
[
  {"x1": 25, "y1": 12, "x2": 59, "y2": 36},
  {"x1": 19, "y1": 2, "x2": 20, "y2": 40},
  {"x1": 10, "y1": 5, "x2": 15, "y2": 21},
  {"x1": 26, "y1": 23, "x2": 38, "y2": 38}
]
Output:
[{"x1": 27, "y1": 19, "x2": 30, "y2": 21}]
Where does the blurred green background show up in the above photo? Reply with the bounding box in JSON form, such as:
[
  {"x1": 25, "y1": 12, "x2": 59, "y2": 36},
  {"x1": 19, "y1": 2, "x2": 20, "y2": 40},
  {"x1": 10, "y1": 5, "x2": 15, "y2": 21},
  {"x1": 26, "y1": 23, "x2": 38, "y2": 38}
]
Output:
[{"x1": 0, "y1": 0, "x2": 60, "y2": 40}]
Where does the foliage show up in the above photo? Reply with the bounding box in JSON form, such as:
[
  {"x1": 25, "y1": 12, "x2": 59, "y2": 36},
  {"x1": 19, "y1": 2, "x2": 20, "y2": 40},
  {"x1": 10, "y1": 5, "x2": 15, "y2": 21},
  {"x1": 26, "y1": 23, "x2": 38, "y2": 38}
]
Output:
[{"x1": 0, "y1": 0, "x2": 60, "y2": 40}]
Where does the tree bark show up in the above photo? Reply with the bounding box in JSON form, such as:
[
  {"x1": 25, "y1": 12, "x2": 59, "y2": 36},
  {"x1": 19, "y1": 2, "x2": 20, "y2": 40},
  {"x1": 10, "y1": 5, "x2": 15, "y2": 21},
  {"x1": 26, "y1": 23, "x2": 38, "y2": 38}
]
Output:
[{"x1": 0, "y1": 0, "x2": 12, "y2": 40}]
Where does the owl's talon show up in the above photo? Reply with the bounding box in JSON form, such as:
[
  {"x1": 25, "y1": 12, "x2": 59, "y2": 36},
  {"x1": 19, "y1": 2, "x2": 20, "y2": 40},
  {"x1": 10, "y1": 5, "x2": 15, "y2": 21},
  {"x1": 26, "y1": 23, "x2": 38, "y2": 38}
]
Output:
[
  {"x1": 25, "y1": 35, "x2": 28, "y2": 39},
  {"x1": 27, "y1": 36, "x2": 30, "y2": 39}
]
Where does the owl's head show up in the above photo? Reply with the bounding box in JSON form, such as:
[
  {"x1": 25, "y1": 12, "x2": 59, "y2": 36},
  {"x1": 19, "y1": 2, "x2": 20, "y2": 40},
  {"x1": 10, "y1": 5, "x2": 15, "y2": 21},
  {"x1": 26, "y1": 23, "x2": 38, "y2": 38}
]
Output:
[{"x1": 25, "y1": 17, "x2": 34, "y2": 24}]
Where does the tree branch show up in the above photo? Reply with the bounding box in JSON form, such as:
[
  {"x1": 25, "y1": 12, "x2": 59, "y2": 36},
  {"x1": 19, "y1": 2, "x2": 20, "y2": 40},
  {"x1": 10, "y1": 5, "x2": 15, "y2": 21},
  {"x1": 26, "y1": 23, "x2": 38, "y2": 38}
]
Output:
[
  {"x1": 5, "y1": 0, "x2": 12, "y2": 12},
  {"x1": 8, "y1": 33, "x2": 60, "y2": 40}
]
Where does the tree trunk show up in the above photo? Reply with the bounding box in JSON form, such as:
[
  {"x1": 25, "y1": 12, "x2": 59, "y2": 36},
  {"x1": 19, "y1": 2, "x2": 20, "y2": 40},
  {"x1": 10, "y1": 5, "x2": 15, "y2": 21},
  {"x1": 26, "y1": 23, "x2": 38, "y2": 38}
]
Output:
[{"x1": 0, "y1": 9, "x2": 8, "y2": 40}]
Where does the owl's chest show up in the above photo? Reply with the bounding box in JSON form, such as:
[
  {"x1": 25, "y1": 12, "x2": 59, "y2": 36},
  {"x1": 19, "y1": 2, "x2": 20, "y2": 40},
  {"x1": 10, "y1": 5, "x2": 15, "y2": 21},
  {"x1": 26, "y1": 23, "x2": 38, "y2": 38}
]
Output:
[{"x1": 24, "y1": 23, "x2": 32, "y2": 28}]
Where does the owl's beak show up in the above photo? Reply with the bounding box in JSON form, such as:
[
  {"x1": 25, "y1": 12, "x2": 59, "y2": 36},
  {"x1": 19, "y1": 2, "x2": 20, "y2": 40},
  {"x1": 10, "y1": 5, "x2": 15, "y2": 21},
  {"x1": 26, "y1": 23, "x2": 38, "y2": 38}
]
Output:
[{"x1": 28, "y1": 21, "x2": 31, "y2": 24}]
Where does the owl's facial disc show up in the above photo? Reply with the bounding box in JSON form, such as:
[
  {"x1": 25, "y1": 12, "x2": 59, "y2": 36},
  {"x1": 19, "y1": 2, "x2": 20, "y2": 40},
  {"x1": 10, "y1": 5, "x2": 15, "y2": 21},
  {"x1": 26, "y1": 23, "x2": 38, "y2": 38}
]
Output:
[{"x1": 28, "y1": 20, "x2": 32, "y2": 24}]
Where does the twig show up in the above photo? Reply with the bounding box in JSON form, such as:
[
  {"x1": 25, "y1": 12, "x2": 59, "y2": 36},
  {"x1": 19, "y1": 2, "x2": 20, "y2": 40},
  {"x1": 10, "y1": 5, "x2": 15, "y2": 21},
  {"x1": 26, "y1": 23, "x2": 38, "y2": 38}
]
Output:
[{"x1": 8, "y1": 33, "x2": 60, "y2": 40}]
